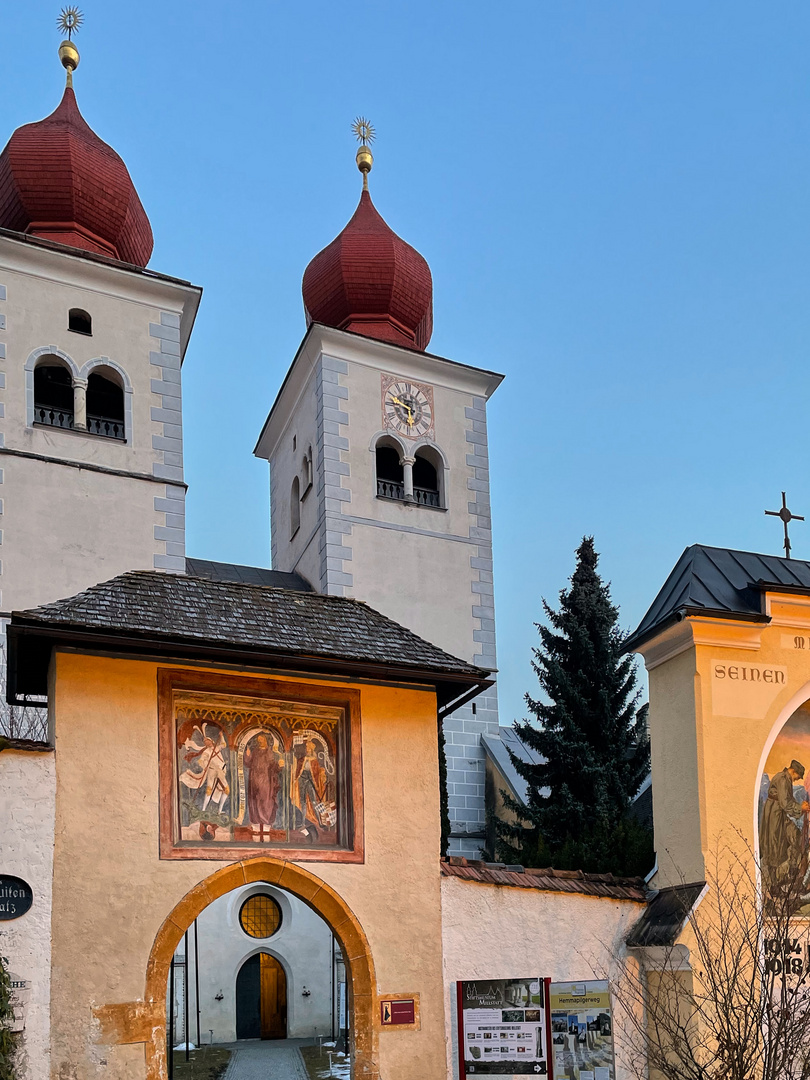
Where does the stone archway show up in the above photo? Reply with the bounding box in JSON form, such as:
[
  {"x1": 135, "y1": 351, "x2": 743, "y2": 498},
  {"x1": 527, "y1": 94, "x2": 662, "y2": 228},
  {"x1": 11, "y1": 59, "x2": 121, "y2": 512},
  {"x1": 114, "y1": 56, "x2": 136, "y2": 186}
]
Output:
[{"x1": 142, "y1": 857, "x2": 378, "y2": 1080}]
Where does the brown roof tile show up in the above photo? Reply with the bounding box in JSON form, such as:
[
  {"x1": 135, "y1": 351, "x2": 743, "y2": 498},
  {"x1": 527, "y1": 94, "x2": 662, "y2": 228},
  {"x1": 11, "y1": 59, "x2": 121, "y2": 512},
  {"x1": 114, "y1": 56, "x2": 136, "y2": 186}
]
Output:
[{"x1": 441, "y1": 858, "x2": 647, "y2": 902}]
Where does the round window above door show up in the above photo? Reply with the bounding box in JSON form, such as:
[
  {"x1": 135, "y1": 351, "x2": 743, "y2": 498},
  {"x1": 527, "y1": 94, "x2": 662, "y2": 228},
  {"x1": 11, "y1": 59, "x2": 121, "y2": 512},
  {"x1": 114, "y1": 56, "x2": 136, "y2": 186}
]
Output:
[{"x1": 239, "y1": 894, "x2": 282, "y2": 938}]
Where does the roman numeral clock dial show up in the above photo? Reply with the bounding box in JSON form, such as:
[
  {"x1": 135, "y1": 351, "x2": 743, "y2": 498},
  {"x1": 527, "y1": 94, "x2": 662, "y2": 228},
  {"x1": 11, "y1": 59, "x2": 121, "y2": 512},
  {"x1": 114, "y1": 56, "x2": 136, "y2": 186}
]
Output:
[{"x1": 382, "y1": 378, "x2": 434, "y2": 439}]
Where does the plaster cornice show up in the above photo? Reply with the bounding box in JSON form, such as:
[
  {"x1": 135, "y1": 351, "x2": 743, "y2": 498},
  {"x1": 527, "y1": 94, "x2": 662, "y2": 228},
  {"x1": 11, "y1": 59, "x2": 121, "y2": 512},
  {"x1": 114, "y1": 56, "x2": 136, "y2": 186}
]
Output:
[
  {"x1": 254, "y1": 323, "x2": 504, "y2": 459},
  {"x1": 0, "y1": 232, "x2": 202, "y2": 357},
  {"x1": 634, "y1": 615, "x2": 766, "y2": 671}
]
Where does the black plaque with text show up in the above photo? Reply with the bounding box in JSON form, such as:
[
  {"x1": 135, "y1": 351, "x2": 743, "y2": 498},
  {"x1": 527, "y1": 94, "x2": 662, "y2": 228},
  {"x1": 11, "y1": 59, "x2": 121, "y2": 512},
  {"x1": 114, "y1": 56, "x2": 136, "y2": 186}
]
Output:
[{"x1": 0, "y1": 876, "x2": 33, "y2": 920}]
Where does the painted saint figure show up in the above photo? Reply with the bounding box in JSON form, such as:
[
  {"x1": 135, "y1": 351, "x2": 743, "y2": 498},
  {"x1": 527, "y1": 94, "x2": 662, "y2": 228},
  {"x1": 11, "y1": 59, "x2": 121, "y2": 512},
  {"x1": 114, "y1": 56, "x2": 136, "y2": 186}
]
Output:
[
  {"x1": 244, "y1": 734, "x2": 284, "y2": 837},
  {"x1": 179, "y1": 725, "x2": 230, "y2": 812},
  {"x1": 759, "y1": 758, "x2": 810, "y2": 892},
  {"x1": 292, "y1": 738, "x2": 328, "y2": 829}
]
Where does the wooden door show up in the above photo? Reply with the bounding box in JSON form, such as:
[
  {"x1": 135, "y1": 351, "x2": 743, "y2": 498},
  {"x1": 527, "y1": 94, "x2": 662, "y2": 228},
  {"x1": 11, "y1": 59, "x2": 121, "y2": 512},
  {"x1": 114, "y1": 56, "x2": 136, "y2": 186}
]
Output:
[{"x1": 259, "y1": 953, "x2": 287, "y2": 1039}]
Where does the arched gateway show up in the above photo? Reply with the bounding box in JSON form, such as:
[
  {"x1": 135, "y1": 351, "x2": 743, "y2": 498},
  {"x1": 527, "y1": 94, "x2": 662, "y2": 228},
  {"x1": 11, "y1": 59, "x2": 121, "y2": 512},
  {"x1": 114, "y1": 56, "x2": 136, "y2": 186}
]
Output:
[{"x1": 141, "y1": 858, "x2": 378, "y2": 1080}]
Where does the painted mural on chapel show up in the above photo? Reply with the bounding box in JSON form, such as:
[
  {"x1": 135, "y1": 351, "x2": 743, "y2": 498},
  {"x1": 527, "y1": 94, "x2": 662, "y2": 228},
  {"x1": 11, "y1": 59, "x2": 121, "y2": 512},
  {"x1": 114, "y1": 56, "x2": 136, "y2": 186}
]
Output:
[
  {"x1": 159, "y1": 671, "x2": 361, "y2": 861},
  {"x1": 759, "y1": 703, "x2": 810, "y2": 914}
]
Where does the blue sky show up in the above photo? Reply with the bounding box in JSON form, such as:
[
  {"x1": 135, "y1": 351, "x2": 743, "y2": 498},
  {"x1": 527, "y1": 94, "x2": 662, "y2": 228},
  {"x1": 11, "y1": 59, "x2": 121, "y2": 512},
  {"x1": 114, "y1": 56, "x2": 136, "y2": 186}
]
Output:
[{"x1": 5, "y1": 2, "x2": 810, "y2": 726}]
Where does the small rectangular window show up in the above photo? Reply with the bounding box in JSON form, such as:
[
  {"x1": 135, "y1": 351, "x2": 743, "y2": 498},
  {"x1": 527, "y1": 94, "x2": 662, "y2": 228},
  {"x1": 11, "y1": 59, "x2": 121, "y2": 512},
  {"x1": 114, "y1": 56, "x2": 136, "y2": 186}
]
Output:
[{"x1": 68, "y1": 308, "x2": 92, "y2": 336}]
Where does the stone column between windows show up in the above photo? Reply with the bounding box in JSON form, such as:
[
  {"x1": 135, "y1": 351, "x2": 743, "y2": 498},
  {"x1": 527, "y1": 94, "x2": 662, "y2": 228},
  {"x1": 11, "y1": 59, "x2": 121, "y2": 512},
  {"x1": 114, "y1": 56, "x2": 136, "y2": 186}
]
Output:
[
  {"x1": 73, "y1": 377, "x2": 87, "y2": 431},
  {"x1": 402, "y1": 455, "x2": 415, "y2": 501}
]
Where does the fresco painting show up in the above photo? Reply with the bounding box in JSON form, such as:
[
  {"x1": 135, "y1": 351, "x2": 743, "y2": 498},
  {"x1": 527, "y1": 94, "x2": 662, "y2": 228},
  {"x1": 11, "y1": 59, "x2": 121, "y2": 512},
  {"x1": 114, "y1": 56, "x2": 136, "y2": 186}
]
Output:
[
  {"x1": 174, "y1": 691, "x2": 342, "y2": 849},
  {"x1": 760, "y1": 704, "x2": 810, "y2": 913}
]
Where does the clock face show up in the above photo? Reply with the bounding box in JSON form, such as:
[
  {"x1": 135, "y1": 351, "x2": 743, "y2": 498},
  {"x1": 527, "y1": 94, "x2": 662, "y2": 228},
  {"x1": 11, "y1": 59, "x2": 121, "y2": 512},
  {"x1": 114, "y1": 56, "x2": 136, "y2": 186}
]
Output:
[{"x1": 383, "y1": 380, "x2": 433, "y2": 438}]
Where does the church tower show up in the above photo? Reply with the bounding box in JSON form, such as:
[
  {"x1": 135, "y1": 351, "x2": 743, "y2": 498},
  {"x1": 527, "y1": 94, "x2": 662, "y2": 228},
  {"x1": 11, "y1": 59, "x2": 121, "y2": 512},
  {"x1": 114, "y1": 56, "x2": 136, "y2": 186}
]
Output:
[
  {"x1": 0, "y1": 35, "x2": 200, "y2": 616},
  {"x1": 0, "y1": 28, "x2": 200, "y2": 724},
  {"x1": 255, "y1": 127, "x2": 503, "y2": 855}
]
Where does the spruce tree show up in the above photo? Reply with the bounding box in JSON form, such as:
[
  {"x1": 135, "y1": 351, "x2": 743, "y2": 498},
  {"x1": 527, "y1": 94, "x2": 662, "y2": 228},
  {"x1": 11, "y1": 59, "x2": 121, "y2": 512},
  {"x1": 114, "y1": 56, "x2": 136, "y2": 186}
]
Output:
[{"x1": 496, "y1": 537, "x2": 652, "y2": 877}]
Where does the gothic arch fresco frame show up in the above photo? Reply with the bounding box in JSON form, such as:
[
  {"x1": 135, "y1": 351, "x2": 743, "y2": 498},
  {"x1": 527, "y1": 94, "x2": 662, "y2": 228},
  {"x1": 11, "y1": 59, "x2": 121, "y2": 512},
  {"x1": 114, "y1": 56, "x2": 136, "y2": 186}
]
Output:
[{"x1": 136, "y1": 857, "x2": 379, "y2": 1080}]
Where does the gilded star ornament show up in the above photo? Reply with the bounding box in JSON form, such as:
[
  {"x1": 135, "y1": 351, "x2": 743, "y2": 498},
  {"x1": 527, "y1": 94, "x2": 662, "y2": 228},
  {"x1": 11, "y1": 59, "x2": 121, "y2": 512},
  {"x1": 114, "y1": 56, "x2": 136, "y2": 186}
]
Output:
[
  {"x1": 352, "y1": 117, "x2": 376, "y2": 147},
  {"x1": 57, "y1": 6, "x2": 84, "y2": 40}
]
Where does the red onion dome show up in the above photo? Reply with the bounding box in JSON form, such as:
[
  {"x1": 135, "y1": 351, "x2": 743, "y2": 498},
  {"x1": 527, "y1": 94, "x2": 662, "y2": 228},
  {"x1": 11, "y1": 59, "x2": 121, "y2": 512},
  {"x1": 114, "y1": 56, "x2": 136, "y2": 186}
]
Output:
[
  {"x1": 0, "y1": 87, "x2": 153, "y2": 266},
  {"x1": 302, "y1": 189, "x2": 433, "y2": 352}
]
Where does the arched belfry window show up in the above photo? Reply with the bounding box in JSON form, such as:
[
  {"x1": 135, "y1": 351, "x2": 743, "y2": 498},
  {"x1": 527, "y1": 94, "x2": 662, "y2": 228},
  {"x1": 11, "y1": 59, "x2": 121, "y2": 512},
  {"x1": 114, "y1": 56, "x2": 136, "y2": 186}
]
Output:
[
  {"x1": 290, "y1": 475, "x2": 301, "y2": 538},
  {"x1": 34, "y1": 362, "x2": 74, "y2": 429},
  {"x1": 86, "y1": 369, "x2": 125, "y2": 440},
  {"x1": 375, "y1": 442, "x2": 404, "y2": 501},
  {"x1": 302, "y1": 446, "x2": 313, "y2": 496},
  {"x1": 413, "y1": 449, "x2": 441, "y2": 507},
  {"x1": 68, "y1": 308, "x2": 92, "y2": 335}
]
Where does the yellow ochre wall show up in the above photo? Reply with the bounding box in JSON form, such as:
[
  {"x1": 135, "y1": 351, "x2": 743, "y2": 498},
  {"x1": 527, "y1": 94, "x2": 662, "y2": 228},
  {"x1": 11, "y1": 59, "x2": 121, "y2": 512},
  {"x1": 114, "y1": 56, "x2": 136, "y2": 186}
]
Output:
[
  {"x1": 639, "y1": 595, "x2": 810, "y2": 890},
  {"x1": 48, "y1": 651, "x2": 447, "y2": 1080}
]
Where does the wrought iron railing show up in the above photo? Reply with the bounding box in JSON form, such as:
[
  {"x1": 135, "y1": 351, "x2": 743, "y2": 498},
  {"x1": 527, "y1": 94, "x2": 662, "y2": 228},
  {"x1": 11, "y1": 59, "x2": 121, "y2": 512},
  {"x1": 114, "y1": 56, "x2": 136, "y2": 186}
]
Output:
[
  {"x1": 377, "y1": 478, "x2": 405, "y2": 500},
  {"x1": 34, "y1": 404, "x2": 73, "y2": 429},
  {"x1": 377, "y1": 479, "x2": 441, "y2": 507},
  {"x1": 87, "y1": 414, "x2": 125, "y2": 440},
  {"x1": 414, "y1": 486, "x2": 441, "y2": 507}
]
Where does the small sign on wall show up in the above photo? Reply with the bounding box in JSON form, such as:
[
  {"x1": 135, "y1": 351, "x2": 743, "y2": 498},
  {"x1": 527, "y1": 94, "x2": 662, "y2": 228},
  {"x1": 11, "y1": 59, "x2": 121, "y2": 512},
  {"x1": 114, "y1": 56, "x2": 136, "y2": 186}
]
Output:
[
  {"x1": 0, "y1": 876, "x2": 33, "y2": 920},
  {"x1": 8, "y1": 974, "x2": 31, "y2": 1033},
  {"x1": 381, "y1": 998, "x2": 416, "y2": 1025}
]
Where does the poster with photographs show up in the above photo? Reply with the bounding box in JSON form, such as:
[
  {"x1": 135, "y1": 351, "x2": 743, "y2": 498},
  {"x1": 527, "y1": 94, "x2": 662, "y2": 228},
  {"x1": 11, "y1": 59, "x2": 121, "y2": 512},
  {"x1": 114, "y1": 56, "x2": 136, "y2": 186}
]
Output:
[
  {"x1": 549, "y1": 982, "x2": 615, "y2": 1080},
  {"x1": 458, "y1": 978, "x2": 550, "y2": 1076}
]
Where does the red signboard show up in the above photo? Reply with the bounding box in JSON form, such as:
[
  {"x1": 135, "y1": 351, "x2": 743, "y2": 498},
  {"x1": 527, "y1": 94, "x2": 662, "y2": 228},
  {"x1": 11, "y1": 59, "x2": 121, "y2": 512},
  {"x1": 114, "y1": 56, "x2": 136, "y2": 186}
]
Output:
[{"x1": 381, "y1": 998, "x2": 416, "y2": 1025}]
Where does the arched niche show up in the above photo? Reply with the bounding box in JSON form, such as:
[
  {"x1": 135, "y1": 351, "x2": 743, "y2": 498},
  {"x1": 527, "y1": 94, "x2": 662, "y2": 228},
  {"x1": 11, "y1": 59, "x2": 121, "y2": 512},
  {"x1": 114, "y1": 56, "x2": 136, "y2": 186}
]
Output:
[
  {"x1": 754, "y1": 683, "x2": 810, "y2": 915},
  {"x1": 139, "y1": 857, "x2": 379, "y2": 1079}
]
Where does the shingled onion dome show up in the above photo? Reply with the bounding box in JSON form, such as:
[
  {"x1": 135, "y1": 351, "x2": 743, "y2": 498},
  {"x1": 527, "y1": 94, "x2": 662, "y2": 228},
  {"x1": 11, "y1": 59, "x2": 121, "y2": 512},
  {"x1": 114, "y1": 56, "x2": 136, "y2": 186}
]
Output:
[
  {"x1": 0, "y1": 36, "x2": 153, "y2": 266},
  {"x1": 302, "y1": 132, "x2": 433, "y2": 352}
]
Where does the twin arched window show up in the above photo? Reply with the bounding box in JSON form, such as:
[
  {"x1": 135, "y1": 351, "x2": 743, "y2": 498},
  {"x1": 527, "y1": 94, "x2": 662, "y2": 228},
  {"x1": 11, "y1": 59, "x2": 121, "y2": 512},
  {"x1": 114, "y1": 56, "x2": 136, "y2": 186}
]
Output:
[
  {"x1": 375, "y1": 438, "x2": 444, "y2": 508},
  {"x1": 33, "y1": 357, "x2": 126, "y2": 441}
]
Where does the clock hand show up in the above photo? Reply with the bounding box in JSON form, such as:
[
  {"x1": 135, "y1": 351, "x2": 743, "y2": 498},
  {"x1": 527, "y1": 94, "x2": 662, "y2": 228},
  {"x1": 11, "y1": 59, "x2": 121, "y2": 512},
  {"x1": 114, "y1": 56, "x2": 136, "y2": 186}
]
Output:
[{"x1": 390, "y1": 396, "x2": 415, "y2": 425}]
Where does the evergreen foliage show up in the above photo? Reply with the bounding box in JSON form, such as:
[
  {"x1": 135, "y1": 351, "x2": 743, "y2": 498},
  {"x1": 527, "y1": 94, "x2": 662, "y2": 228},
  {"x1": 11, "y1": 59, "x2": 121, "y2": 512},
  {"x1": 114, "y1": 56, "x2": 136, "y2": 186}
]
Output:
[
  {"x1": 0, "y1": 952, "x2": 18, "y2": 1080},
  {"x1": 495, "y1": 537, "x2": 652, "y2": 876}
]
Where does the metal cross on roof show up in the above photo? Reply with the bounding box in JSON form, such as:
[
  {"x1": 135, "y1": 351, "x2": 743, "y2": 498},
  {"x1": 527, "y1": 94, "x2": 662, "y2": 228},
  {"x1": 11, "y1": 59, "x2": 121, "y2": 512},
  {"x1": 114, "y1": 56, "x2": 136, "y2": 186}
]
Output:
[{"x1": 765, "y1": 491, "x2": 804, "y2": 559}]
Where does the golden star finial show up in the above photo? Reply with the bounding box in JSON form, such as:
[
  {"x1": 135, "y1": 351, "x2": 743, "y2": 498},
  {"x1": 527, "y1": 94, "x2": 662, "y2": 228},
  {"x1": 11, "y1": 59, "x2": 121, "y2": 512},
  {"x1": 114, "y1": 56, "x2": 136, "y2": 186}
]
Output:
[
  {"x1": 352, "y1": 117, "x2": 376, "y2": 147},
  {"x1": 57, "y1": 6, "x2": 84, "y2": 40},
  {"x1": 352, "y1": 118, "x2": 375, "y2": 191},
  {"x1": 57, "y1": 7, "x2": 83, "y2": 87}
]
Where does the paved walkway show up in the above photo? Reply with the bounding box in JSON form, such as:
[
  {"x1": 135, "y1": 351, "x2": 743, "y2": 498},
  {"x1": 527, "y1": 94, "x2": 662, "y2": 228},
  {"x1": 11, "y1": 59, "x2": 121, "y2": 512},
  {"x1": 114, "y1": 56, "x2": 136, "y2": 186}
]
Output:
[{"x1": 222, "y1": 1039, "x2": 311, "y2": 1080}]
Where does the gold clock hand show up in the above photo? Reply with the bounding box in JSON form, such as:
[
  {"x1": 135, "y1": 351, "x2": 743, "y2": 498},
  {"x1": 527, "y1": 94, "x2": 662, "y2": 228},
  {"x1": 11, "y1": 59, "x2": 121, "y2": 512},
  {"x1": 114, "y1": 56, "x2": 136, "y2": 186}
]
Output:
[{"x1": 390, "y1": 396, "x2": 414, "y2": 425}]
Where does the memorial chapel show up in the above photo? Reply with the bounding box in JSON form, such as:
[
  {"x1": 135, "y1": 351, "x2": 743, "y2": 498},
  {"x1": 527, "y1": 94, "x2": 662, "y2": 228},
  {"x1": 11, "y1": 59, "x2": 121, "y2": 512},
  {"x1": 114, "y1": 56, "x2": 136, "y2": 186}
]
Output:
[{"x1": 6, "y1": 21, "x2": 810, "y2": 1080}]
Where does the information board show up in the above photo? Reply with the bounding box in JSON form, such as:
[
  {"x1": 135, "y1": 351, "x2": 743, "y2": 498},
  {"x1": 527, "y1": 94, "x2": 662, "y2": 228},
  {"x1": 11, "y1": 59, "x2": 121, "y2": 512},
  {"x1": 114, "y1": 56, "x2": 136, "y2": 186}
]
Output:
[
  {"x1": 457, "y1": 977, "x2": 551, "y2": 1076},
  {"x1": 548, "y1": 981, "x2": 615, "y2": 1080}
]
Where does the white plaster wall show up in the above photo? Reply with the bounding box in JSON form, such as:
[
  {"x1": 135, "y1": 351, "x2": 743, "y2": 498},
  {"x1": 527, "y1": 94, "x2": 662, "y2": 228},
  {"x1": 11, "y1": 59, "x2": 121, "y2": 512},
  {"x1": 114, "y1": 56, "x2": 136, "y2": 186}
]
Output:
[
  {"x1": 174, "y1": 882, "x2": 334, "y2": 1044},
  {"x1": 0, "y1": 455, "x2": 162, "y2": 611},
  {"x1": 0, "y1": 250, "x2": 184, "y2": 475},
  {"x1": 441, "y1": 877, "x2": 644, "y2": 1080},
  {"x1": 262, "y1": 327, "x2": 500, "y2": 663},
  {"x1": 267, "y1": 364, "x2": 320, "y2": 586},
  {"x1": 0, "y1": 750, "x2": 55, "y2": 1080},
  {"x1": 0, "y1": 237, "x2": 199, "y2": 603}
]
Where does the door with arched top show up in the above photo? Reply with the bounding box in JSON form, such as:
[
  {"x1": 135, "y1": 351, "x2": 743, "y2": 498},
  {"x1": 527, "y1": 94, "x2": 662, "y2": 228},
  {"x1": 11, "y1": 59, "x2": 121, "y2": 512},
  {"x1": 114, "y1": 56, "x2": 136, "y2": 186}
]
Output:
[{"x1": 236, "y1": 954, "x2": 287, "y2": 1040}]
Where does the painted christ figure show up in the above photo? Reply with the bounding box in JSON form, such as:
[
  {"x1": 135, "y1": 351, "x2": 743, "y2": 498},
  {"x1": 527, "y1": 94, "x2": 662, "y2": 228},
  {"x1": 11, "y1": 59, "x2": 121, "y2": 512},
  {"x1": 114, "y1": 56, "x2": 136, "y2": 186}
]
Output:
[
  {"x1": 759, "y1": 758, "x2": 809, "y2": 893},
  {"x1": 244, "y1": 734, "x2": 283, "y2": 836}
]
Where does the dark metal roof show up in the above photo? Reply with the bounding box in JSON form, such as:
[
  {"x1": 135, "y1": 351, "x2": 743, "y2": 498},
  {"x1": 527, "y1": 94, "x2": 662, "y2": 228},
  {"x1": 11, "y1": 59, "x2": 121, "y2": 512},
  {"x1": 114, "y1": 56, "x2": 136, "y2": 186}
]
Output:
[
  {"x1": 625, "y1": 544, "x2": 810, "y2": 652},
  {"x1": 185, "y1": 558, "x2": 312, "y2": 592},
  {"x1": 625, "y1": 881, "x2": 705, "y2": 947},
  {"x1": 442, "y1": 858, "x2": 646, "y2": 902},
  {"x1": 482, "y1": 727, "x2": 544, "y2": 805},
  {"x1": 8, "y1": 570, "x2": 491, "y2": 709}
]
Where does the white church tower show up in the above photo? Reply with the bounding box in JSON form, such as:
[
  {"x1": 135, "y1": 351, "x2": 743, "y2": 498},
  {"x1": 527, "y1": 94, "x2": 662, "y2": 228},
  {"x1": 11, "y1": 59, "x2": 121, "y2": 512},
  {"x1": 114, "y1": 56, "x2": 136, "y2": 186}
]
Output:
[
  {"x1": 255, "y1": 129, "x2": 503, "y2": 856},
  {"x1": 0, "y1": 37, "x2": 199, "y2": 705}
]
